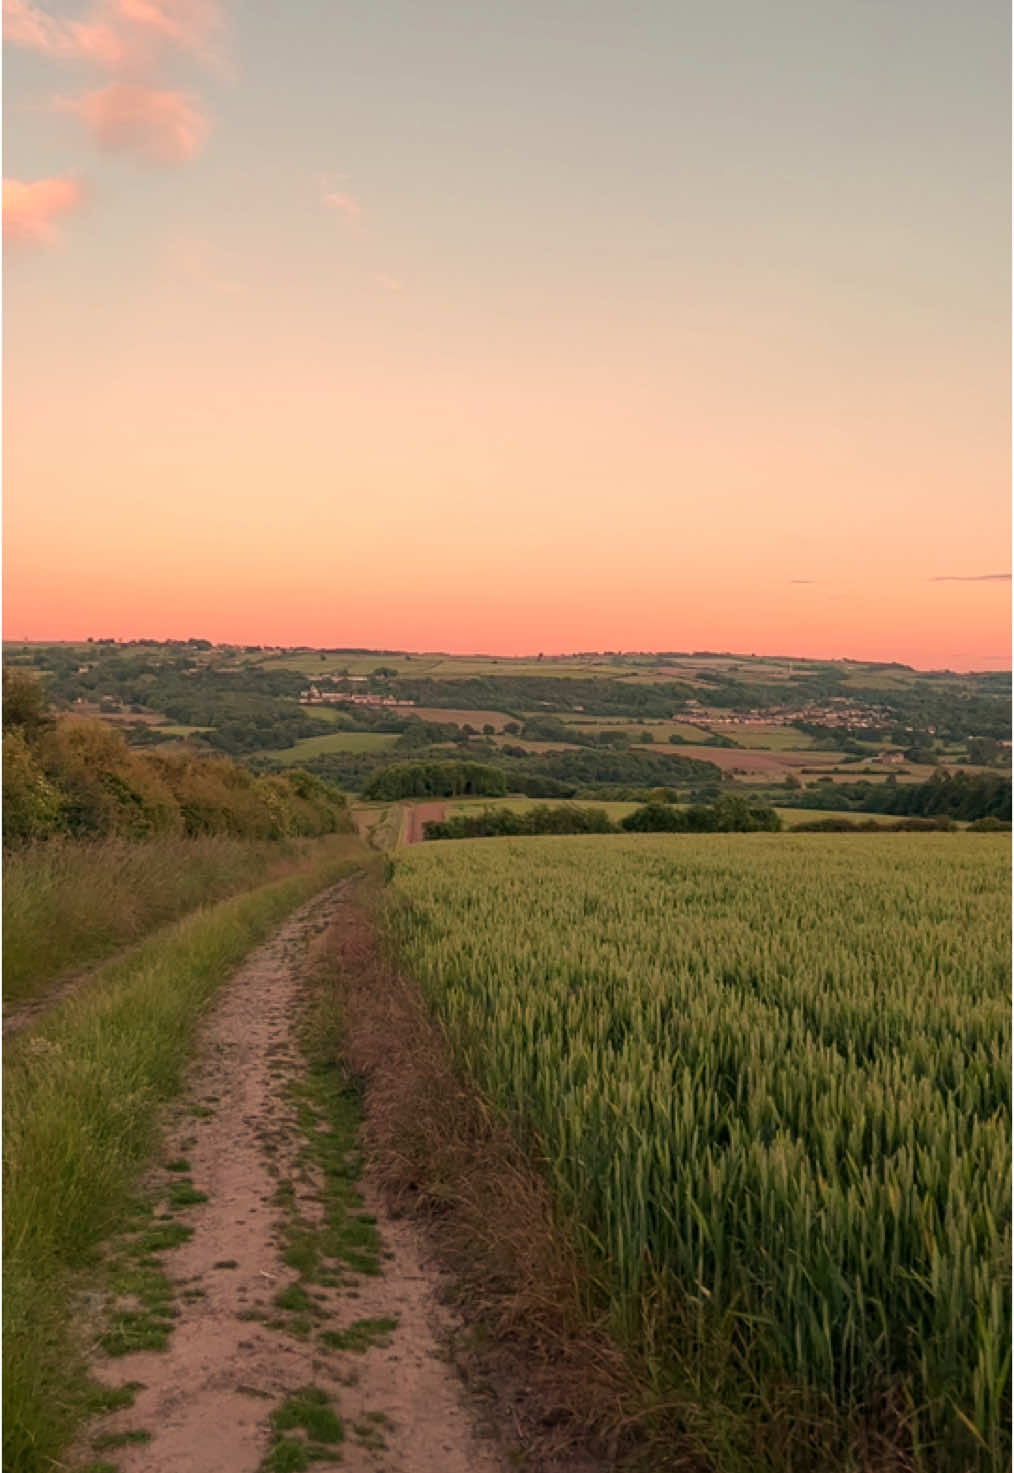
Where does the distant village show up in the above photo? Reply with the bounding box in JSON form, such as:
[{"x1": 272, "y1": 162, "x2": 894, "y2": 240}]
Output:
[{"x1": 299, "y1": 683, "x2": 416, "y2": 710}]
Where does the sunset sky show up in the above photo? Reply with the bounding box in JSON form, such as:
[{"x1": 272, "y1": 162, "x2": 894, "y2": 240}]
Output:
[{"x1": 3, "y1": 0, "x2": 1010, "y2": 670}]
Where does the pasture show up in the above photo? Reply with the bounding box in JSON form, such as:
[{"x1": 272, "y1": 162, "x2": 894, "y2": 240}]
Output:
[
  {"x1": 262, "y1": 731, "x2": 400, "y2": 764},
  {"x1": 389, "y1": 833, "x2": 1011, "y2": 1470}
]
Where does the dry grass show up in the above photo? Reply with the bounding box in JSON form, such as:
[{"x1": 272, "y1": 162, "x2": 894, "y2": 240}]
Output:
[
  {"x1": 4, "y1": 833, "x2": 363, "y2": 1012},
  {"x1": 326, "y1": 876, "x2": 705, "y2": 1472}
]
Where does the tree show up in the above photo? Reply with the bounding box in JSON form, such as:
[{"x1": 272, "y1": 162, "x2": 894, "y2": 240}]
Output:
[
  {"x1": 2, "y1": 667, "x2": 54, "y2": 738},
  {"x1": 968, "y1": 736, "x2": 1002, "y2": 765}
]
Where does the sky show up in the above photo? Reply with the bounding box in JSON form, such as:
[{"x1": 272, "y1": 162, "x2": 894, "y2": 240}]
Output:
[{"x1": 3, "y1": 0, "x2": 1011, "y2": 670}]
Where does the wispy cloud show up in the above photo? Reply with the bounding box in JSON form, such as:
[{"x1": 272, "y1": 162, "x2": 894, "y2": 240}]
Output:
[
  {"x1": 3, "y1": 174, "x2": 85, "y2": 247},
  {"x1": 3, "y1": 0, "x2": 125, "y2": 65},
  {"x1": 789, "y1": 579, "x2": 815, "y2": 585},
  {"x1": 930, "y1": 573, "x2": 1011, "y2": 583},
  {"x1": 320, "y1": 186, "x2": 362, "y2": 224},
  {"x1": 57, "y1": 84, "x2": 210, "y2": 165},
  {"x1": 6, "y1": 0, "x2": 225, "y2": 200},
  {"x1": 113, "y1": 0, "x2": 225, "y2": 66},
  {"x1": 374, "y1": 272, "x2": 403, "y2": 292},
  {"x1": 3, "y1": 0, "x2": 225, "y2": 70}
]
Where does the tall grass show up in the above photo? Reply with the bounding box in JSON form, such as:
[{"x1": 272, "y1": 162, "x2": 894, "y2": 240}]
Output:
[
  {"x1": 3, "y1": 845, "x2": 363, "y2": 1473},
  {"x1": 3, "y1": 833, "x2": 355, "y2": 1007},
  {"x1": 390, "y1": 833, "x2": 1011, "y2": 1471}
]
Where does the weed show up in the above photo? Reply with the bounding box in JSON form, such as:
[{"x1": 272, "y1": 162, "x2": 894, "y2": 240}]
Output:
[
  {"x1": 213, "y1": 1259, "x2": 239, "y2": 1269},
  {"x1": 274, "y1": 1284, "x2": 316, "y2": 1314},
  {"x1": 132, "y1": 1223, "x2": 192, "y2": 1255},
  {"x1": 272, "y1": 1386, "x2": 344, "y2": 1443},
  {"x1": 82, "y1": 1382, "x2": 143, "y2": 1415},
  {"x1": 318, "y1": 1318, "x2": 398, "y2": 1353},
  {"x1": 164, "y1": 1158, "x2": 190, "y2": 1172},
  {"x1": 167, "y1": 1179, "x2": 208, "y2": 1208},
  {"x1": 92, "y1": 1428, "x2": 152, "y2": 1449}
]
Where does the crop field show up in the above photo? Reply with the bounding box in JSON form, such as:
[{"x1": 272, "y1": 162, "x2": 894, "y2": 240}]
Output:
[
  {"x1": 406, "y1": 706, "x2": 515, "y2": 730},
  {"x1": 263, "y1": 731, "x2": 399, "y2": 763},
  {"x1": 710, "y1": 725, "x2": 819, "y2": 750},
  {"x1": 389, "y1": 834, "x2": 1011, "y2": 1469}
]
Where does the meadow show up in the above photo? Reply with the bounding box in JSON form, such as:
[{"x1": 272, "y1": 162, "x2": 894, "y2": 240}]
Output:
[
  {"x1": 263, "y1": 731, "x2": 400, "y2": 763},
  {"x1": 388, "y1": 833, "x2": 1011, "y2": 1471},
  {"x1": 3, "y1": 832, "x2": 360, "y2": 1008}
]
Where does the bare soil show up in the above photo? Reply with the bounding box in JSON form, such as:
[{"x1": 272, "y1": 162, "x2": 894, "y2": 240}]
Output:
[
  {"x1": 403, "y1": 802, "x2": 446, "y2": 845},
  {"x1": 86, "y1": 881, "x2": 505, "y2": 1473}
]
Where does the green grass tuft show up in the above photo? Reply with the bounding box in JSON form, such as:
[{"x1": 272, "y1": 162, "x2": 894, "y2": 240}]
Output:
[{"x1": 319, "y1": 1317, "x2": 398, "y2": 1353}]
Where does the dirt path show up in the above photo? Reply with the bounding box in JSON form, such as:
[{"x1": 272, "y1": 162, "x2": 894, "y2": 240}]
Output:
[
  {"x1": 404, "y1": 802, "x2": 446, "y2": 845},
  {"x1": 87, "y1": 879, "x2": 505, "y2": 1473}
]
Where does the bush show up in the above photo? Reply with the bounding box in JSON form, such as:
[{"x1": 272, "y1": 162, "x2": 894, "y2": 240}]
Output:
[{"x1": 2, "y1": 679, "x2": 352, "y2": 847}]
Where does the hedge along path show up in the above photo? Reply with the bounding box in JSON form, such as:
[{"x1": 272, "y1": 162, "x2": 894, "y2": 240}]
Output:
[{"x1": 84, "y1": 876, "x2": 506, "y2": 1473}]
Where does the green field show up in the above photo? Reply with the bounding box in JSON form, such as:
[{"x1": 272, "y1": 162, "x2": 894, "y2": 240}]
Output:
[
  {"x1": 389, "y1": 834, "x2": 1011, "y2": 1469},
  {"x1": 712, "y1": 725, "x2": 818, "y2": 750},
  {"x1": 263, "y1": 731, "x2": 400, "y2": 764},
  {"x1": 301, "y1": 704, "x2": 344, "y2": 724}
]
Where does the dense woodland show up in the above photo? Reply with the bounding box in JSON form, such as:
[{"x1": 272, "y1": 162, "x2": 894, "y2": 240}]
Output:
[{"x1": 784, "y1": 771, "x2": 1012, "y2": 822}]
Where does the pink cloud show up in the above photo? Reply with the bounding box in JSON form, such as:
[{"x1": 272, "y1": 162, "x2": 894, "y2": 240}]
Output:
[
  {"x1": 3, "y1": 0, "x2": 126, "y2": 65},
  {"x1": 3, "y1": 175, "x2": 85, "y2": 248},
  {"x1": 3, "y1": 0, "x2": 224, "y2": 68},
  {"x1": 374, "y1": 272, "x2": 403, "y2": 292},
  {"x1": 113, "y1": 0, "x2": 223, "y2": 62},
  {"x1": 320, "y1": 188, "x2": 362, "y2": 224},
  {"x1": 59, "y1": 83, "x2": 210, "y2": 164}
]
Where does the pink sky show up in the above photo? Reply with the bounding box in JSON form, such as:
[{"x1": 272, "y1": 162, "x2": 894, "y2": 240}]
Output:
[{"x1": 3, "y1": 1, "x2": 1009, "y2": 672}]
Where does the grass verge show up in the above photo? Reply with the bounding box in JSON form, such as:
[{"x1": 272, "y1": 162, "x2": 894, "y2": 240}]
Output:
[
  {"x1": 2, "y1": 844, "x2": 365, "y2": 1473},
  {"x1": 4, "y1": 832, "x2": 361, "y2": 1009}
]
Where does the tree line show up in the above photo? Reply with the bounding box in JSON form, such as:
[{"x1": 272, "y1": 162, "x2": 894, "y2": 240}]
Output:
[
  {"x1": 784, "y1": 770, "x2": 1011, "y2": 822},
  {"x1": 423, "y1": 795, "x2": 782, "y2": 840}
]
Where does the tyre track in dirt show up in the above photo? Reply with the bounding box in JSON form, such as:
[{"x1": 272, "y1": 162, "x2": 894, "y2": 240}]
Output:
[{"x1": 86, "y1": 878, "x2": 505, "y2": 1473}]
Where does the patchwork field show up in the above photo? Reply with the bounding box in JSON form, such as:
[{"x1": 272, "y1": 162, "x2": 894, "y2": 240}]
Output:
[
  {"x1": 389, "y1": 834, "x2": 1011, "y2": 1470},
  {"x1": 264, "y1": 731, "x2": 400, "y2": 763},
  {"x1": 405, "y1": 706, "x2": 515, "y2": 730}
]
